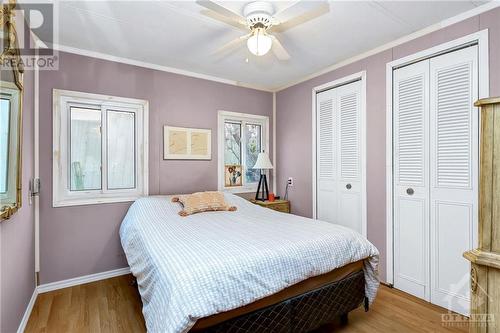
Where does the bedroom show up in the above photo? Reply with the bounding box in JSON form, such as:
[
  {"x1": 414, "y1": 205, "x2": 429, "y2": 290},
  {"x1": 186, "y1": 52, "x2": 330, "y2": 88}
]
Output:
[{"x1": 1, "y1": 0, "x2": 499, "y2": 332}]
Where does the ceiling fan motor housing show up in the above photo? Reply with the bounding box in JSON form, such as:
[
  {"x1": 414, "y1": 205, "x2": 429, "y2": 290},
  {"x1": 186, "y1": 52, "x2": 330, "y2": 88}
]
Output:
[{"x1": 243, "y1": 1, "x2": 274, "y2": 29}]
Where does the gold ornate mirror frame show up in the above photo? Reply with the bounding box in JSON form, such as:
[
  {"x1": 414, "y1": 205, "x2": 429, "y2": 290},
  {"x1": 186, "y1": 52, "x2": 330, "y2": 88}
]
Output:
[{"x1": 0, "y1": 0, "x2": 24, "y2": 220}]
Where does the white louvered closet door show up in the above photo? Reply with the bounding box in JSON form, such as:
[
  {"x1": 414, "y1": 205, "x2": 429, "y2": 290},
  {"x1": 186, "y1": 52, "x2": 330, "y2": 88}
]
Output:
[
  {"x1": 393, "y1": 45, "x2": 479, "y2": 316},
  {"x1": 429, "y1": 46, "x2": 478, "y2": 315},
  {"x1": 393, "y1": 60, "x2": 431, "y2": 300},
  {"x1": 316, "y1": 88, "x2": 337, "y2": 224},
  {"x1": 336, "y1": 81, "x2": 363, "y2": 234},
  {"x1": 316, "y1": 80, "x2": 364, "y2": 235}
]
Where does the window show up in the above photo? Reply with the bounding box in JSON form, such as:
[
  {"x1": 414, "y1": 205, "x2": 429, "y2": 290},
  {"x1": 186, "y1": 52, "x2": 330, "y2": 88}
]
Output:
[
  {"x1": 0, "y1": 97, "x2": 12, "y2": 195},
  {"x1": 218, "y1": 111, "x2": 269, "y2": 192},
  {"x1": 0, "y1": 84, "x2": 20, "y2": 204},
  {"x1": 53, "y1": 89, "x2": 148, "y2": 207}
]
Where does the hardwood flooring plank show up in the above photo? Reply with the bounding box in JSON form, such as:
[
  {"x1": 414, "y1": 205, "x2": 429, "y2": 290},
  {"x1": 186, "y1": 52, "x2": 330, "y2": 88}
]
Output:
[{"x1": 25, "y1": 275, "x2": 468, "y2": 333}]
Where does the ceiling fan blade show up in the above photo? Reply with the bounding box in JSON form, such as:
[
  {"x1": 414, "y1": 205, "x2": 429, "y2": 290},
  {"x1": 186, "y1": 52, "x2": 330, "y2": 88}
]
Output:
[
  {"x1": 270, "y1": 35, "x2": 290, "y2": 61},
  {"x1": 200, "y1": 9, "x2": 247, "y2": 30},
  {"x1": 196, "y1": 0, "x2": 246, "y2": 25},
  {"x1": 272, "y1": 1, "x2": 329, "y2": 33},
  {"x1": 212, "y1": 33, "x2": 251, "y2": 56}
]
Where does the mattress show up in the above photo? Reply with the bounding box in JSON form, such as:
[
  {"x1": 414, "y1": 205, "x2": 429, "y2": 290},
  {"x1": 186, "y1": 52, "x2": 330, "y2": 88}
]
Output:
[{"x1": 120, "y1": 194, "x2": 379, "y2": 333}]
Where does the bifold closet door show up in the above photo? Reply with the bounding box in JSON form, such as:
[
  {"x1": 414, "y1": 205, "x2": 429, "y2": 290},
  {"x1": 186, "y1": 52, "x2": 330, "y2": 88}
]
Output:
[
  {"x1": 429, "y1": 46, "x2": 478, "y2": 315},
  {"x1": 393, "y1": 45, "x2": 479, "y2": 315},
  {"x1": 393, "y1": 60, "x2": 431, "y2": 300},
  {"x1": 316, "y1": 80, "x2": 363, "y2": 235}
]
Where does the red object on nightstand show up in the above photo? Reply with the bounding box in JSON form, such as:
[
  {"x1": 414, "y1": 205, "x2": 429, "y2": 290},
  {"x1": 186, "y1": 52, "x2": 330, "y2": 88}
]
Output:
[{"x1": 268, "y1": 193, "x2": 275, "y2": 202}]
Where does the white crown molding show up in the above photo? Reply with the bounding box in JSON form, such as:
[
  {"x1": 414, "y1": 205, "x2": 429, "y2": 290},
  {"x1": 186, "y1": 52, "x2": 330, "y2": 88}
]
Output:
[
  {"x1": 37, "y1": 267, "x2": 130, "y2": 294},
  {"x1": 50, "y1": 43, "x2": 273, "y2": 93},
  {"x1": 46, "y1": 2, "x2": 499, "y2": 93},
  {"x1": 16, "y1": 288, "x2": 38, "y2": 333},
  {"x1": 273, "y1": 1, "x2": 500, "y2": 92}
]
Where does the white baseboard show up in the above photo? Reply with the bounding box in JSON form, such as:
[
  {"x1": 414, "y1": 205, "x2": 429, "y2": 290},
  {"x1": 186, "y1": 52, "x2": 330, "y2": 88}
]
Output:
[
  {"x1": 37, "y1": 267, "x2": 130, "y2": 294},
  {"x1": 17, "y1": 288, "x2": 38, "y2": 333},
  {"x1": 17, "y1": 267, "x2": 131, "y2": 332}
]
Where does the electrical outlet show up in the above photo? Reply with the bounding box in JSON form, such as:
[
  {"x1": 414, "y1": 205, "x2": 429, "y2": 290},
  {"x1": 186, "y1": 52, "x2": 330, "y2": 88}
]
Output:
[{"x1": 287, "y1": 177, "x2": 294, "y2": 187}]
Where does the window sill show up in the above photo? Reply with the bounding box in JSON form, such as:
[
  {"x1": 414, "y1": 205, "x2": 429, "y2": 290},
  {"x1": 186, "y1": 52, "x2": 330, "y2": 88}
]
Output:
[
  {"x1": 220, "y1": 186, "x2": 258, "y2": 194},
  {"x1": 52, "y1": 195, "x2": 146, "y2": 208}
]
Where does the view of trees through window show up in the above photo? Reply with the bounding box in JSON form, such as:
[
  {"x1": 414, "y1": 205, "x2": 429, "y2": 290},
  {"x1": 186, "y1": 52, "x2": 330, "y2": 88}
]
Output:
[
  {"x1": 224, "y1": 122, "x2": 241, "y2": 165},
  {"x1": 224, "y1": 121, "x2": 262, "y2": 185},
  {"x1": 245, "y1": 124, "x2": 261, "y2": 183}
]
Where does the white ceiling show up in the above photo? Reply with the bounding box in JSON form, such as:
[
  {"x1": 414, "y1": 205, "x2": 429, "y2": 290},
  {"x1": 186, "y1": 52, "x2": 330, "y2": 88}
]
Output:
[{"x1": 46, "y1": 1, "x2": 489, "y2": 90}]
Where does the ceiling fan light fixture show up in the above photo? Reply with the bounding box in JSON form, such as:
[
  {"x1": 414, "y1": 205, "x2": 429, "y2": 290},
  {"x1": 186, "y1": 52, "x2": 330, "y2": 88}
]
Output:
[{"x1": 247, "y1": 28, "x2": 272, "y2": 56}]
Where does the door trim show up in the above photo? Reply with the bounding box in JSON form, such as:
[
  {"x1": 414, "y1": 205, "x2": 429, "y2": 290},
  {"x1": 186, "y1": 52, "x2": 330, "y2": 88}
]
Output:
[
  {"x1": 385, "y1": 30, "x2": 489, "y2": 285},
  {"x1": 312, "y1": 71, "x2": 367, "y2": 237}
]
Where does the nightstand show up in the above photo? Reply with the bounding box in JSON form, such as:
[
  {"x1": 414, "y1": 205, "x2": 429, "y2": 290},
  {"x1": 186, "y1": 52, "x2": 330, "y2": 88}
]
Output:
[{"x1": 250, "y1": 199, "x2": 290, "y2": 213}]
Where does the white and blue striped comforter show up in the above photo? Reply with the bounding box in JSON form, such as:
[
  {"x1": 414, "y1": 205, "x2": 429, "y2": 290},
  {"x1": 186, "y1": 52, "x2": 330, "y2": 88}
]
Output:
[{"x1": 120, "y1": 194, "x2": 379, "y2": 333}]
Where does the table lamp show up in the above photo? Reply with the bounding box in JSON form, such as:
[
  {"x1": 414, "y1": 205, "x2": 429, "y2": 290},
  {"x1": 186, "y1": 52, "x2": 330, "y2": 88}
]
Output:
[{"x1": 253, "y1": 152, "x2": 273, "y2": 201}]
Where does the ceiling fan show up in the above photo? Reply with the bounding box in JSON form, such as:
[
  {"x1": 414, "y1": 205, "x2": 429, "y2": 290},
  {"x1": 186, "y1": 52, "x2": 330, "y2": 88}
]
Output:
[{"x1": 196, "y1": 0, "x2": 330, "y2": 60}]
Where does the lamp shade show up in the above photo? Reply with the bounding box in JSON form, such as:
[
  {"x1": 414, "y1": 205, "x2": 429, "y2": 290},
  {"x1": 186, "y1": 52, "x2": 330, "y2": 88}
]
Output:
[{"x1": 253, "y1": 152, "x2": 273, "y2": 169}]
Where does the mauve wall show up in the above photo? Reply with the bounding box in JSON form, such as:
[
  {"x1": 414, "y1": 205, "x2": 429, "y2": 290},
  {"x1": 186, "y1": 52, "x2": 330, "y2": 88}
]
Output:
[
  {"x1": 0, "y1": 70, "x2": 35, "y2": 332},
  {"x1": 275, "y1": 7, "x2": 500, "y2": 283},
  {"x1": 39, "y1": 51, "x2": 273, "y2": 284}
]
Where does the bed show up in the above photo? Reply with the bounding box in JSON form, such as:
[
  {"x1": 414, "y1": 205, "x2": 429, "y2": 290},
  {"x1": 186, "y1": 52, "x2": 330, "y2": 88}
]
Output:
[{"x1": 120, "y1": 194, "x2": 379, "y2": 333}]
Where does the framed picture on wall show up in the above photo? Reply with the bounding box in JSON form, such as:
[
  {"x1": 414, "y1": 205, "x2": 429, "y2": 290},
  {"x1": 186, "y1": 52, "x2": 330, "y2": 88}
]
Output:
[{"x1": 163, "y1": 126, "x2": 211, "y2": 160}]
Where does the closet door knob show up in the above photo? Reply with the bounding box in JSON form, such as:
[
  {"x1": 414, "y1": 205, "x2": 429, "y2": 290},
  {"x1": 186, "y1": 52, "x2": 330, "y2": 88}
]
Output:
[
  {"x1": 406, "y1": 188, "x2": 414, "y2": 195},
  {"x1": 346, "y1": 184, "x2": 352, "y2": 190}
]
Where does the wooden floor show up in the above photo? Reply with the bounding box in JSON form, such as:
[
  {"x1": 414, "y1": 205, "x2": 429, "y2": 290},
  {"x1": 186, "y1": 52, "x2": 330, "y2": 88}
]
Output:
[{"x1": 26, "y1": 275, "x2": 469, "y2": 333}]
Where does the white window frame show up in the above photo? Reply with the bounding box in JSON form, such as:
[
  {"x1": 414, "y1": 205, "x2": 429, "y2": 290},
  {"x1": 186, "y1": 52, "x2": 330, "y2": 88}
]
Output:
[
  {"x1": 217, "y1": 110, "x2": 269, "y2": 194},
  {"x1": 53, "y1": 89, "x2": 149, "y2": 207}
]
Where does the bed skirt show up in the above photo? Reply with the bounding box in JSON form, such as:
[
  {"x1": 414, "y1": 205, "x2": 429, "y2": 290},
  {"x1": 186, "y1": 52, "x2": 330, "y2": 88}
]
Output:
[{"x1": 197, "y1": 270, "x2": 367, "y2": 333}]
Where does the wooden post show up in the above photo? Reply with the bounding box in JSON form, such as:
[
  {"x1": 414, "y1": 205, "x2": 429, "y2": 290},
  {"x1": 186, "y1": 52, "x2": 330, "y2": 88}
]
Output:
[{"x1": 464, "y1": 97, "x2": 500, "y2": 333}]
